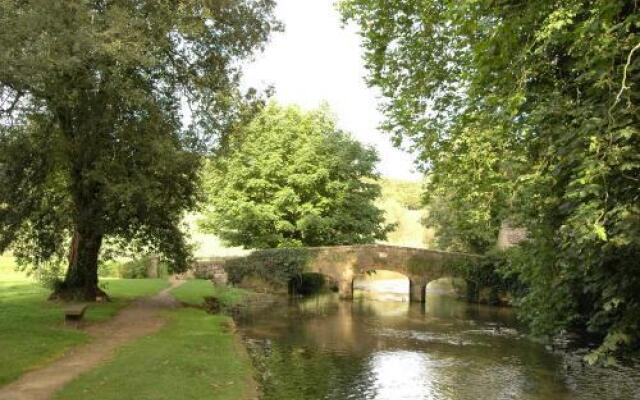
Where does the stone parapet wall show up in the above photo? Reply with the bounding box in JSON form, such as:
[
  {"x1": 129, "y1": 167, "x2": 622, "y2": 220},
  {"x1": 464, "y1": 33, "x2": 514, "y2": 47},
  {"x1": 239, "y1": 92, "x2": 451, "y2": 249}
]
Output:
[
  {"x1": 192, "y1": 257, "x2": 240, "y2": 284},
  {"x1": 497, "y1": 222, "x2": 528, "y2": 250},
  {"x1": 304, "y1": 244, "x2": 474, "y2": 282}
]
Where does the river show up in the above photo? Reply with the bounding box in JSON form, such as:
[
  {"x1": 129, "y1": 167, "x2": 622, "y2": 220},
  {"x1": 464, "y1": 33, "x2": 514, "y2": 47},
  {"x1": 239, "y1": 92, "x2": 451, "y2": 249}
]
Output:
[{"x1": 234, "y1": 279, "x2": 640, "y2": 400}]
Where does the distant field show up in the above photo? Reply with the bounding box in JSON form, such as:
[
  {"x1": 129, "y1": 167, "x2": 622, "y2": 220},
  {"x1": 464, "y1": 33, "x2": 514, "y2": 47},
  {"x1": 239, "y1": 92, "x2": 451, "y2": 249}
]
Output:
[
  {"x1": 0, "y1": 254, "x2": 29, "y2": 282},
  {"x1": 184, "y1": 214, "x2": 250, "y2": 258},
  {"x1": 377, "y1": 178, "x2": 434, "y2": 249}
]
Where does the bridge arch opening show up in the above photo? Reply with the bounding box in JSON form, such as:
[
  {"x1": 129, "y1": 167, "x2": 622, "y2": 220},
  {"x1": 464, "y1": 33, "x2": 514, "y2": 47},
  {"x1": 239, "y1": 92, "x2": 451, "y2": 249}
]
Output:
[
  {"x1": 352, "y1": 270, "x2": 410, "y2": 302},
  {"x1": 348, "y1": 275, "x2": 467, "y2": 304},
  {"x1": 288, "y1": 273, "x2": 329, "y2": 296},
  {"x1": 426, "y1": 277, "x2": 466, "y2": 298}
]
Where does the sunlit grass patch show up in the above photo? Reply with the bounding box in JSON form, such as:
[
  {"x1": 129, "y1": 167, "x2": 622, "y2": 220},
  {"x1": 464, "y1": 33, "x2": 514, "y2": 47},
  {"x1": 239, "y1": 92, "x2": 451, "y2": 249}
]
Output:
[
  {"x1": 0, "y1": 254, "x2": 29, "y2": 282},
  {"x1": 84, "y1": 279, "x2": 170, "y2": 322},
  {"x1": 0, "y1": 280, "x2": 87, "y2": 386},
  {"x1": 171, "y1": 279, "x2": 250, "y2": 307}
]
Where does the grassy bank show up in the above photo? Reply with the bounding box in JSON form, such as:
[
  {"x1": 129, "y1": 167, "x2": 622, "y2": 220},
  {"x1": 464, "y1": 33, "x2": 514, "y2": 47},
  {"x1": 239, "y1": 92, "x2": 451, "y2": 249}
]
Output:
[
  {"x1": 54, "y1": 308, "x2": 255, "y2": 400},
  {"x1": 0, "y1": 256, "x2": 169, "y2": 386},
  {"x1": 55, "y1": 279, "x2": 256, "y2": 399},
  {"x1": 171, "y1": 279, "x2": 250, "y2": 307}
]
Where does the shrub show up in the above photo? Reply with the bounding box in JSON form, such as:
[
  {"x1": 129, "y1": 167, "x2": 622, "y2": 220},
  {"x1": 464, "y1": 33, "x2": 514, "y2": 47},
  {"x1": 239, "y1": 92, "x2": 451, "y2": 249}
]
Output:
[
  {"x1": 452, "y1": 249, "x2": 526, "y2": 306},
  {"x1": 225, "y1": 248, "x2": 311, "y2": 289},
  {"x1": 116, "y1": 256, "x2": 169, "y2": 279},
  {"x1": 98, "y1": 261, "x2": 120, "y2": 278},
  {"x1": 119, "y1": 258, "x2": 150, "y2": 279},
  {"x1": 37, "y1": 263, "x2": 65, "y2": 291},
  {"x1": 157, "y1": 261, "x2": 169, "y2": 278}
]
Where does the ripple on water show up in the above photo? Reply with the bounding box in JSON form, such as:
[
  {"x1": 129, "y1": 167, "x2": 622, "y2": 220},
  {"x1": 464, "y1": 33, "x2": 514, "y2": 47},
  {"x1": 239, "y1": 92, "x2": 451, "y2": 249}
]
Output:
[{"x1": 376, "y1": 328, "x2": 488, "y2": 347}]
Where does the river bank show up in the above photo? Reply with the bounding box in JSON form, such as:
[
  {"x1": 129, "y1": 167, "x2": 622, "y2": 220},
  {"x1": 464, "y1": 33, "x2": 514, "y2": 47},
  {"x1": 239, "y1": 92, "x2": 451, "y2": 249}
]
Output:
[{"x1": 233, "y1": 288, "x2": 640, "y2": 400}]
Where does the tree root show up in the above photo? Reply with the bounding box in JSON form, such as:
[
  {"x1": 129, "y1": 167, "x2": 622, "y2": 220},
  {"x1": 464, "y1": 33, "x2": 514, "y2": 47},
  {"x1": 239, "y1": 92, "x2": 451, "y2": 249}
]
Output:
[{"x1": 48, "y1": 285, "x2": 110, "y2": 303}]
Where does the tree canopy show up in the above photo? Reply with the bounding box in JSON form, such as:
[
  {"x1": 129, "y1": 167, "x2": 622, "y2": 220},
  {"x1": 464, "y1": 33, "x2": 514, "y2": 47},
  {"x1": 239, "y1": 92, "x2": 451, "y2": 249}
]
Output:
[
  {"x1": 341, "y1": 0, "x2": 640, "y2": 361},
  {"x1": 201, "y1": 103, "x2": 392, "y2": 249},
  {"x1": 0, "y1": 0, "x2": 279, "y2": 299}
]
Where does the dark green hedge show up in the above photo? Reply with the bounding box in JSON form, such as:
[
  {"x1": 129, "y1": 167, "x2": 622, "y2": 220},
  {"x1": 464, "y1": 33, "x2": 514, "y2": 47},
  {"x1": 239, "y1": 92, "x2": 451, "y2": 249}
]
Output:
[
  {"x1": 452, "y1": 249, "x2": 527, "y2": 305},
  {"x1": 225, "y1": 248, "x2": 312, "y2": 288}
]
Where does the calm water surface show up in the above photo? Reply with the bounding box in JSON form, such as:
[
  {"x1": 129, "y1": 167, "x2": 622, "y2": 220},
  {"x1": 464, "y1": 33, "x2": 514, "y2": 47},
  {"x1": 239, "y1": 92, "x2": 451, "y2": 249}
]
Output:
[{"x1": 234, "y1": 280, "x2": 640, "y2": 400}]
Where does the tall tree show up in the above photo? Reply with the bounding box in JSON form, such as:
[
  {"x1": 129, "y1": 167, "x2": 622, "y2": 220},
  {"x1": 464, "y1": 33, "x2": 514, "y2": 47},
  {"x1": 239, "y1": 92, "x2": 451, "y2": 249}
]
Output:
[
  {"x1": 341, "y1": 0, "x2": 640, "y2": 361},
  {"x1": 201, "y1": 103, "x2": 392, "y2": 249},
  {"x1": 0, "y1": 0, "x2": 279, "y2": 300}
]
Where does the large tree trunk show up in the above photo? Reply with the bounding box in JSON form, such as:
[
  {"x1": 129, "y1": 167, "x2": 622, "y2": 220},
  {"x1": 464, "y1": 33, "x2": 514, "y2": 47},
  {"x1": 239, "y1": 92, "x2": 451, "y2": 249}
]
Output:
[{"x1": 52, "y1": 228, "x2": 107, "y2": 301}]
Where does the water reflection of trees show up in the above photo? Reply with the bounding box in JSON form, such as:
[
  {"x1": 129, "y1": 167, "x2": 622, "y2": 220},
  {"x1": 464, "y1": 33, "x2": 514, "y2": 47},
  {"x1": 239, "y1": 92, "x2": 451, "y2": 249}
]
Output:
[
  {"x1": 250, "y1": 340, "x2": 372, "y2": 400},
  {"x1": 238, "y1": 293, "x2": 638, "y2": 400}
]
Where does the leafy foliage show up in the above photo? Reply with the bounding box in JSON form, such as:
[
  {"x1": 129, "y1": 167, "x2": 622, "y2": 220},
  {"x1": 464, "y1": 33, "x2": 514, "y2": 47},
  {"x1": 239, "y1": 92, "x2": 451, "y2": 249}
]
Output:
[
  {"x1": 341, "y1": 0, "x2": 640, "y2": 360},
  {"x1": 451, "y1": 250, "x2": 527, "y2": 306},
  {"x1": 379, "y1": 179, "x2": 423, "y2": 210},
  {"x1": 422, "y1": 127, "x2": 517, "y2": 253},
  {"x1": 117, "y1": 257, "x2": 168, "y2": 279},
  {"x1": 201, "y1": 103, "x2": 393, "y2": 249},
  {"x1": 0, "y1": 0, "x2": 279, "y2": 299},
  {"x1": 117, "y1": 260, "x2": 149, "y2": 280},
  {"x1": 225, "y1": 248, "x2": 311, "y2": 288}
]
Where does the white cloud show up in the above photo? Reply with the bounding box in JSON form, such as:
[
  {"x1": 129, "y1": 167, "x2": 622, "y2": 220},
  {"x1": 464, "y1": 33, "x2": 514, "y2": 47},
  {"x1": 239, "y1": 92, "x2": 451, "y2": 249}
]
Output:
[{"x1": 241, "y1": 0, "x2": 420, "y2": 181}]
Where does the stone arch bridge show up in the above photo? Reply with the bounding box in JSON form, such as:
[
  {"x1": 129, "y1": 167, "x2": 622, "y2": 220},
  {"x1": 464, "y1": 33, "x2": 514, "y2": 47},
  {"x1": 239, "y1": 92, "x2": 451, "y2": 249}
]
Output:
[
  {"x1": 199, "y1": 244, "x2": 479, "y2": 303},
  {"x1": 301, "y1": 244, "x2": 477, "y2": 303}
]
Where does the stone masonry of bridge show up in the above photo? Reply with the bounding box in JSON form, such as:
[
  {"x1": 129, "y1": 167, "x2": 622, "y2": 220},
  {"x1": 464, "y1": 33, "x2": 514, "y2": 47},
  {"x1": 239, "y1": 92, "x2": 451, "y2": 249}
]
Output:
[{"x1": 289, "y1": 244, "x2": 476, "y2": 303}]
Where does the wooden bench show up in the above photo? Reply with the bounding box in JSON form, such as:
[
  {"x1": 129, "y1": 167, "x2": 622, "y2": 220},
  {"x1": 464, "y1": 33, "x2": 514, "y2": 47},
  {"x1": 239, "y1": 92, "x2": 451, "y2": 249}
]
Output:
[{"x1": 64, "y1": 304, "x2": 88, "y2": 325}]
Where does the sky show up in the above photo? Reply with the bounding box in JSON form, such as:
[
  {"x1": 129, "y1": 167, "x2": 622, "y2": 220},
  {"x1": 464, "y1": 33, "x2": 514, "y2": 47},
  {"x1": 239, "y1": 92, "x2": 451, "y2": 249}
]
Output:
[{"x1": 241, "y1": 0, "x2": 420, "y2": 181}]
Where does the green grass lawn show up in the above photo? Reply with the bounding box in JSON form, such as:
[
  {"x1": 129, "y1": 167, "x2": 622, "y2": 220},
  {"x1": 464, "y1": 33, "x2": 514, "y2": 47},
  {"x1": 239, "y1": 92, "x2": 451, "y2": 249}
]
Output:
[
  {"x1": 171, "y1": 279, "x2": 250, "y2": 307},
  {"x1": 49, "y1": 279, "x2": 257, "y2": 400},
  {"x1": 0, "y1": 256, "x2": 170, "y2": 386},
  {"x1": 0, "y1": 280, "x2": 87, "y2": 386},
  {"x1": 54, "y1": 308, "x2": 255, "y2": 400}
]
